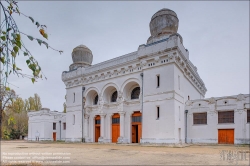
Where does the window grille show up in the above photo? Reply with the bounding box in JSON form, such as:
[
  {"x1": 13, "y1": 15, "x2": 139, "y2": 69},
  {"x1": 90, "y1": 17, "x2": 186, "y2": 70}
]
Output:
[
  {"x1": 53, "y1": 123, "x2": 56, "y2": 130},
  {"x1": 95, "y1": 119, "x2": 101, "y2": 124},
  {"x1": 132, "y1": 116, "x2": 141, "y2": 123},
  {"x1": 218, "y1": 111, "x2": 234, "y2": 123},
  {"x1": 112, "y1": 118, "x2": 120, "y2": 124},
  {"x1": 193, "y1": 113, "x2": 207, "y2": 124}
]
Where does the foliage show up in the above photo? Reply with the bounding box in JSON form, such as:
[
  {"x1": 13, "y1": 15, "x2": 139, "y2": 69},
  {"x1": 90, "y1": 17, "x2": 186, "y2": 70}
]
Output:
[
  {"x1": 0, "y1": 0, "x2": 63, "y2": 85},
  {"x1": 1, "y1": 93, "x2": 42, "y2": 139}
]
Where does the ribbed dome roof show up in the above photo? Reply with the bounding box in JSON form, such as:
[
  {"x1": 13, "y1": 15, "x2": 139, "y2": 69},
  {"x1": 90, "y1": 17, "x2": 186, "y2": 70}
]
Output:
[
  {"x1": 71, "y1": 45, "x2": 93, "y2": 65},
  {"x1": 149, "y1": 8, "x2": 179, "y2": 37}
]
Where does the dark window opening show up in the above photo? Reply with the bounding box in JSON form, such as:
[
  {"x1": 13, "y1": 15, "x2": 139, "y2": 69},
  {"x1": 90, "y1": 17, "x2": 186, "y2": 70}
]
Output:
[
  {"x1": 94, "y1": 95, "x2": 98, "y2": 105},
  {"x1": 157, "y1": 75, "x2": 160, "y2": 87},
  {"x1": 53, "y1": 123, "x2": 56, "y2": 130},
  {"x1": 63, "y1": 123, "x2": 66, "y2": 130},
  {"x1": 95, "y1": 119, "x2": 101, "y2": 124},
  {"x1": 218, "y1": 111, "x2": 234, "y2": 123},
  {"x1": 132, "y1": 116, "x2": 142, "y2": 123},
  {"x1": 188, "y1": 96, "x2": 190, "y2": 100},
  {"x1": 131, "y1": 87, "x2": 140, "y2": 99},
  {"x1": 112, "y1": 118, "x2": 120, "y2": 124},
  {"x1": 157, "y1": 107, "x2": 160, "y2": 119},
  {"x1": 193, "y1": 113, "x2": 207, "y2": 124},
  {"x1": 111, "y1": 91, "x2": 117, "y2": 102}
]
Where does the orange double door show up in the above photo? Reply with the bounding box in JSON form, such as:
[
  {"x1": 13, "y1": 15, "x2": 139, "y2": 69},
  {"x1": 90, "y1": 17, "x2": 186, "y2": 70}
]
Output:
[
  {"x1": 95, "y1": 116, "x2": 101, "y2": 142},
  {"x1": 218, "y1": 129, "x2": 234, "y2": 144},
  {"x1": 53, "y1": 132, "x2": 56, "y2": 141}
]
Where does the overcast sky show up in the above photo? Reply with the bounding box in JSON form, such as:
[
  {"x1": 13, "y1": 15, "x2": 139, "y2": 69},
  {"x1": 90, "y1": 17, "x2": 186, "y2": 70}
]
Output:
[{"x1": 3, "y1": 1, "x2": 249, "y2": 112}]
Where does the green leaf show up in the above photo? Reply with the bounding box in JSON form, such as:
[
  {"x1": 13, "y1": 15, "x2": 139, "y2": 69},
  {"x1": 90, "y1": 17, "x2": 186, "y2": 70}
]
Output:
[
  {"x1": 13, "y1": 63, "x2": 16, "y2": 69},
  {"x1": 16, "y1": 34, "x2": 21, "y2": 41},
  {"x1": 43, "y1": 33, "x2": 48, "y2": 40},
  {"x1": 16, "y1": 41, "x2": 21, "y2": 48},
  {"x1": 2, "y1": 31, "x2": 6, "y2": 34},
  {"x1": 27, "y1": 35, "x2": 34, "y2": 41},
  {"x1": 42, "y1": 41, "x2": 48, "y2": 48},
  {"x1": 11, "y1": 51, "x2": 16, "y2": 57},
  {"x1": 35, "y1": 22, "x2": 40, "y2": 28},
  {"x1": 26, "y1": 60, "x2": 30, "y2": 65},
  {"x1": 24, "y1": 52, "x2": 28, "y2": 56},
  {"x1": 7, "y1": 28, "x2": 11, "y2": 32},
  {"x1": 0, "y1": 57, "x2": 5, "y2": 63},
  {"x1": 31, "y1": 78, "x2": 35, "y2": 83},
  {"x1": 5, "y1": 87, "x2": 10, "y2": 91},
  {"x1": 29, "y1": 16, "x2": 34, "y2": 23},
  {"x1": 13, "y1": 46, "x2": 19, "y2": 53},
  {"x1": 0, "y1": 35, "x2": 6, "y2": 40},
  {"x1": 16, "y1": 67, "x2": 22, "y2": 70},
  {"x1": 37, "y1": 39, "x2": 42, "y2": 45}
]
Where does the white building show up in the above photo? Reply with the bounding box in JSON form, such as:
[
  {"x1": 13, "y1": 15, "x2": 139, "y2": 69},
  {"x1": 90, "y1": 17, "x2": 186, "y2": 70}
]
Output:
[
  {"x1": 28, "y1": 108, "x2": 66, "y2": 141},
  {"x1": 28, "y1": 8, "x2": 250, "y2": 144}
]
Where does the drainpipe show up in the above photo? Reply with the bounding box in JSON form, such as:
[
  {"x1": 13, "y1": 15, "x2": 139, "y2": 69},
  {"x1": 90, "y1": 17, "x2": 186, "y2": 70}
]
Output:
[
  {"x1": 59, "y1": 120, "x2": 61, "y2": 140},
  {"x1": 140, "y1": 73, "x2": 144, "y2": 142},
  {"x1": 82, "y1": 87, "x2": 85, "y2": 143},
  {"x1": 185, "y1": 110, "x2": 188, "y2": 143}
]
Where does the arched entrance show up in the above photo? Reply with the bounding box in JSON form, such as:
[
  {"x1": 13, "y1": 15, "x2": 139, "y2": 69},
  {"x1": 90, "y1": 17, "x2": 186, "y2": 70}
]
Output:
[
  {"x1": 131, "y1": 111, "x2": 142, "y2": 143},
  {"x1": 95, "y1": 115, "x2": 101, "y2": 142},
  {"x1": 112, "y1": 113, "x2": 120, "y2": 143}
]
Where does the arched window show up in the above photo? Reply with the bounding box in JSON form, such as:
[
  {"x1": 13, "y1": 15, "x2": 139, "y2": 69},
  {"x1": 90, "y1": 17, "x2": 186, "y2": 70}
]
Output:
[
  {"x1": 111, "y1": 91, "x2": 117, "y2": 102},
  {"x1": 131, "y1": 87, "x2": 140, "y2": 99},
  {"x1": 94, "y1": 95, "x2": 98, "y2": 105}
]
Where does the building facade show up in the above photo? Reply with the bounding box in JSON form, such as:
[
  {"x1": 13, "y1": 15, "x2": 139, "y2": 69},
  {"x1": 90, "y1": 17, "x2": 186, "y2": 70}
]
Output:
[
  {"x1": 61, "y1": 8, "x2": 208, "y2": 144},
  {"x1": 27, "y1": 8, "x2": 249, "y2": 144},
  {"x1": 28, "y1": 108, "x2": 66, "y2": 141}
]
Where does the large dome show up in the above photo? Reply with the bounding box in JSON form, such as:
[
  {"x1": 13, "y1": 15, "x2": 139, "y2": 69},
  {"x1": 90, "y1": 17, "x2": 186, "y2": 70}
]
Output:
[
  {"x1": 69, "y1": 45, "x2": 93, "y2": 70},
  {"x1": 149, "y1": 8, "x2": 179, "y2": 37}
]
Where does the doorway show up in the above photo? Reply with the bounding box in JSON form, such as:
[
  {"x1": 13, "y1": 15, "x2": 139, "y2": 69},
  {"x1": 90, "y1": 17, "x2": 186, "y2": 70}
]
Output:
[
  {"x1": 53, "y1": 132, "x2": 56, "y2": 141},
  {"x1": 218, "y1": 129, "x2": 234, "y2": 144},
  {"x1": 112, "y1": 113, "x2": 120, "y2": 143},
  {"x1": 95, "y1": 115, "x2": 101, "y2": 142},
  {"x1": 131, "y1": 111, "x2": 142, "y2": 143}
]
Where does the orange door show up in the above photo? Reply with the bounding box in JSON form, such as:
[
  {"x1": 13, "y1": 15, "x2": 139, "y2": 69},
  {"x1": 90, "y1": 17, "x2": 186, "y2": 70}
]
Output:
[
  {"x1": 138, "y1": 124, "x2": 142, "y2": 143},
  {"x1": 112, "y1": 113, "x2": 120, "y2": 143},
  {"x1": 131, "y1": 111, "x2": 142, "y2": 143},
  {"x1": 132, "y1": 125, "x2": 136, "y2": 143},
  {"x1": 218, "y1": 129, "x2": 234, "y2": 144},
  {"x1": 95, "y1": 126, "x2": 100, "y2": 142},
  {"x1": 95, "y1": 115, "x2": 101, "y2": 142},
  {"x1": 53, "y1": 132, "x2": 56, "y2": 141}
]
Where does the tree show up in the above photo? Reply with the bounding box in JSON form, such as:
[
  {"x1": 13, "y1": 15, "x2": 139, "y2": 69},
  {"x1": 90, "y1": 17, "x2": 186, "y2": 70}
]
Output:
[
  {"x1": 26, "y1": 93, "x2": 42, "y2": 111},
  {"x1": 0, "y1": 0, "x2": 62, "y2": 139}
]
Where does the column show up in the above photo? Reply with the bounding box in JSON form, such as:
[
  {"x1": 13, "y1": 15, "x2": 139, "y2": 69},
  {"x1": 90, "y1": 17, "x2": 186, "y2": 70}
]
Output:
[
  {"x1": 100, "y1": 113, "x2": 105, "y2": 138},
  {"x1": 84, "y1": 114, "x2": 89, "y2": 138},
  {"x1": 119, "y1": 112, "x2": 125, "y2": 137}
]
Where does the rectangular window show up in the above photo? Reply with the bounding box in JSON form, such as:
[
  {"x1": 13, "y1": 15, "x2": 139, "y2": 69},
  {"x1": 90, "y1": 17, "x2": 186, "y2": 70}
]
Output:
[
  {"x1": 247, "y1": 109, "x2": 250, "y2": 123},
  {"x1": 73, "y1": 114, "x2": 75, "y2": 125},
  {"x1": 63, "y1": 123, "x2": 66, "y2": 130},
  {"x1": 157, "y1": 75, "x2": 160, "y2": 87},
  {"x1": 193, "y1": 113, "x2": 207, "y2": 124},
  {"x1": 132, "y1": 116, "x2": 141, "y2": 123},
  {"x1": 95, "y1": 119, "x2": 101, "y2": 124},
  {"x1": 112, "y1": 118, "x2": 120, "y2": 124},
  {"x1": 53, "y1": 123, "x2": 56, "y2": 130},
  {"x1": 157, "y1": 106, "x2": 160, "y2": 119},
  {"x1": 178, "y1": 75, "x2": 180, "y2": 90},
  {"x1": 218, "y1": 111, "x2": 234, "y2": 123}
]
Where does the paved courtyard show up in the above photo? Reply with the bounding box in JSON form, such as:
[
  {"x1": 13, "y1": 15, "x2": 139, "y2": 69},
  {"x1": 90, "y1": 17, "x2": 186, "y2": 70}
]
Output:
[{"x1": 1, "y1": 141, "x2": 249, "y2": 165}]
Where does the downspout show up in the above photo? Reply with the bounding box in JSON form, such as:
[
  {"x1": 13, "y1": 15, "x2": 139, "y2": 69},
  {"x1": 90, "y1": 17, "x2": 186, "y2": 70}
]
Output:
[
  {"x1": 185, "y1": 110, "x2": 188, "y2": 143},
  {"x1": 82, "y1": 86, "x2": 85, "y2": 143},
  {"x1": 59, "y1": 120, "x2": 61, "y2": 140},
  {"x1": 140, "y1": 73, "x2": 144, "y2": 142}
]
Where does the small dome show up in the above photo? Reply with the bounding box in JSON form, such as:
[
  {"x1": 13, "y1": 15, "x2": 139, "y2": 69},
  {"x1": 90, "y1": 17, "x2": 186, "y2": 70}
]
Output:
[
  {"x1": 149, "y1": 8, "x2": 179, "y2": 37},
  {"x1": 72, "y1": 45, "x2": 93, "y2": 65}
]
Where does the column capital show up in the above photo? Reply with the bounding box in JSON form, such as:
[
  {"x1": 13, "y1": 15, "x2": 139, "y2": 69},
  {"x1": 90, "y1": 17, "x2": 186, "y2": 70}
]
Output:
[
  {"x1": 100, "y1": 113, "x2": 106, "y2": 117},
  {"x1": 118, "y1": 111, "x2": 126, "y2": 116}
]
